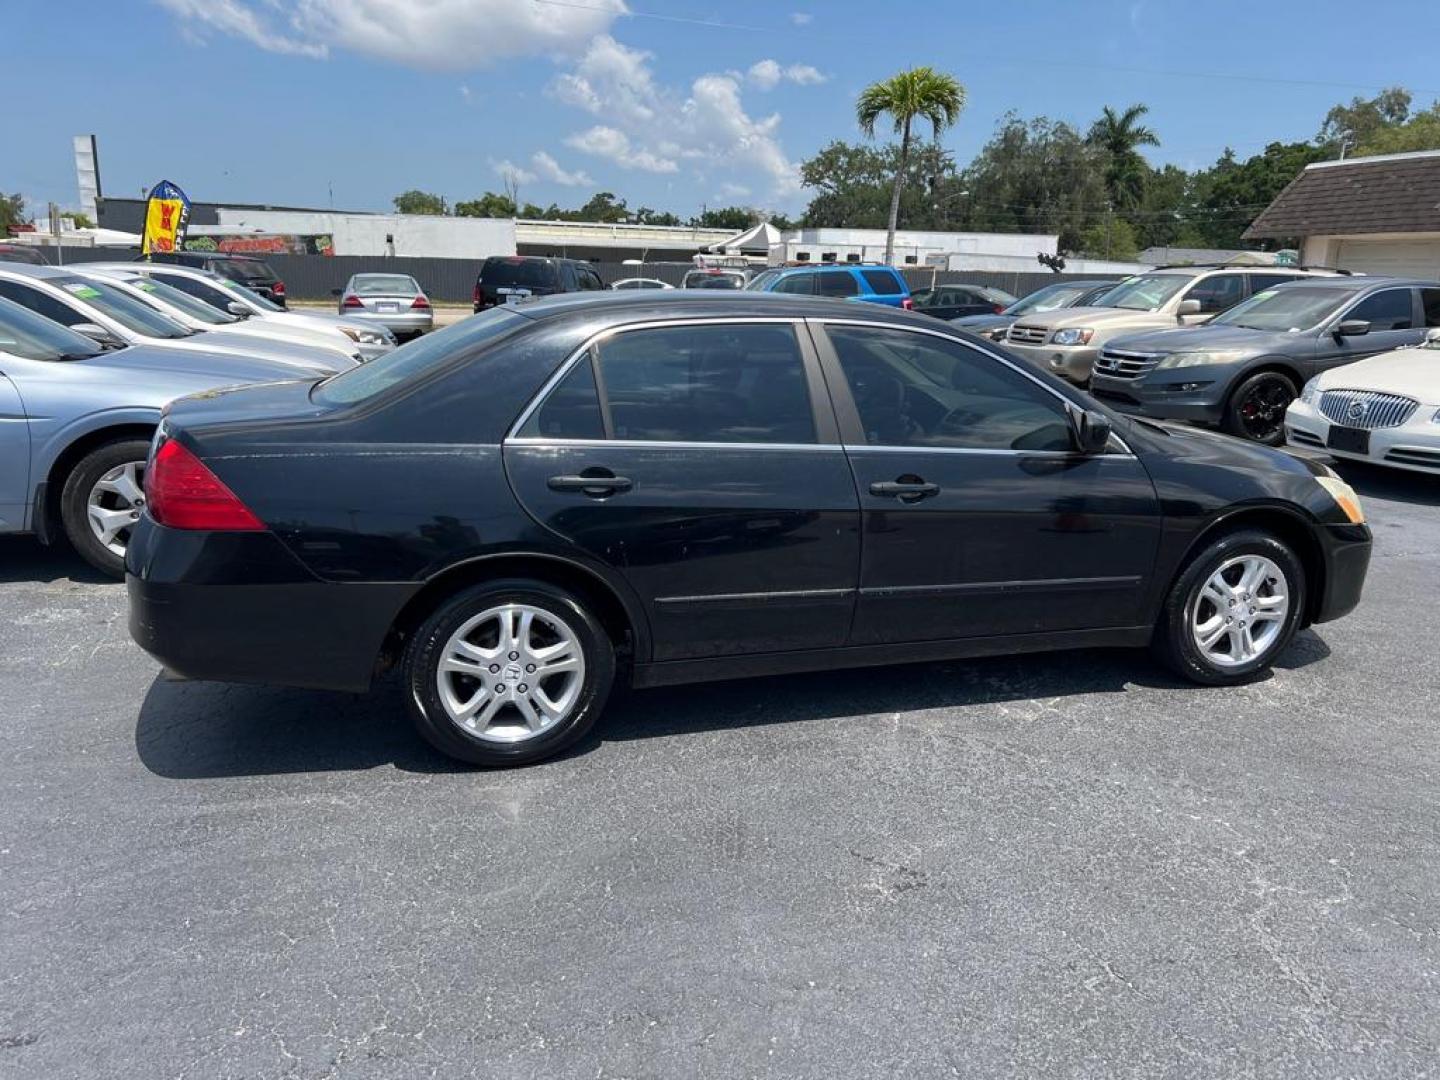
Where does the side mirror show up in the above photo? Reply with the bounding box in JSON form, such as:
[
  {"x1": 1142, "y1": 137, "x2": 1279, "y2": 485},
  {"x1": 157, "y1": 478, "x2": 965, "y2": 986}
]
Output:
[
  {"x1": 1425, "y1": 327, "x2": 1440, "y2": 346},
  {"x1": 1070, "y1": 406, "x2": 1113, "y2": 455},
  {"x1": 1176, "y1": 299, "x2": 1202, "y2": 317},
  {"x1": 72, "y1": 322, "x2": 120, "y2": 347},
  {"x1": 225, "y1": 301, "x2": 250, "y2": 317},
  {"x1": 1335, "y1": 319, "x2": 1370, "y2": 337}
]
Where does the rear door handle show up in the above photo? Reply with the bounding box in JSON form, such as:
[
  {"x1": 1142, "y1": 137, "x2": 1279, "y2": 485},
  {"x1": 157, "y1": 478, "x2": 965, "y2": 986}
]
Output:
[
  {"x1": 548, "y1": 472, "x2": 633, "y2": 497},
  {"x1": 869, "y1": 479, "x2": 939, "y2": 502}
]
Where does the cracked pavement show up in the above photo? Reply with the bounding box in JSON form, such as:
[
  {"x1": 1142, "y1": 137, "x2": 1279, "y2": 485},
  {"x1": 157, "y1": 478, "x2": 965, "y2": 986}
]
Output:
[{"x1": 1, "y1": 461, "x2": 1438, "y2": 1078}]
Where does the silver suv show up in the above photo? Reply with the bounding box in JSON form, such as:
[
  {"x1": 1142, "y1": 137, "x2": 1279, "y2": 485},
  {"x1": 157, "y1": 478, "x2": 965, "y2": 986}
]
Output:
[{"x1": 1002, "y1": 265, "x2": 1337, "y2": 384}]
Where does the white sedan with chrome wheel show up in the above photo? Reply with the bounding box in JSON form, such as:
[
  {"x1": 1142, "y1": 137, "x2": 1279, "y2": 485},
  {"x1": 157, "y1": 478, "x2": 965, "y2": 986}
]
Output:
[{"x1": 1285, "y1": 329, "x2": 1440, "y2": 475}]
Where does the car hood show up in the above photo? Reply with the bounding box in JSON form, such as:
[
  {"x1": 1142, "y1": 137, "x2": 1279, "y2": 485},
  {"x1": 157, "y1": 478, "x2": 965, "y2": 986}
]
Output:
[
  {"x1": 85, "y1": 344, "x2": 314, "y2": 385},
  {"x1": 1017, "y1": 305, "x2": 1171, "y2": 331},
  {"x1": 1104, "y1": 323, "x2": 1281, "y2": 355},
  {"x1": 1128, "y1": 415, "x2": 1321, "y2": 479},
  {"x1": 951, "y1": 314, "x2": 1013, "y2": 330},
  {"x1": 1315, "y1": 345, "x2": 1440, "y2": 400}
]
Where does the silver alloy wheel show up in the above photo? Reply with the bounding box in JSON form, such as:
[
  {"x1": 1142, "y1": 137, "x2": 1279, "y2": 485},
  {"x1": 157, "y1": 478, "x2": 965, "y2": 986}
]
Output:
[
  {"x1": 87, "y1": 461, "x2": 147, "y2": 557},
  {"x1": 1190, "y1": 554, "x2": 1289, "y2": 668},
  {"x1": 436, "y1": 603, "x2": 586, "y2": 744}
]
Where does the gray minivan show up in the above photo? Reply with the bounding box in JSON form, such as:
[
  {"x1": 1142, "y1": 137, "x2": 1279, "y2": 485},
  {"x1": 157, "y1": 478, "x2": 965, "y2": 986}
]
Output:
[
  {"x1": 473, "y1": 256, "x2": 605, "y2": 312},
  {"x1": 1091, "y1": 277, "x2": 1440, "y2": 443}
]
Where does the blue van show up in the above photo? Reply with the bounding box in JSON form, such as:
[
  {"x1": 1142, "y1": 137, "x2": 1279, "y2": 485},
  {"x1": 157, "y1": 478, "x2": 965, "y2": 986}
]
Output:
[{"x1": 746, "y1": 264, "x2": 913, "y2": 308}]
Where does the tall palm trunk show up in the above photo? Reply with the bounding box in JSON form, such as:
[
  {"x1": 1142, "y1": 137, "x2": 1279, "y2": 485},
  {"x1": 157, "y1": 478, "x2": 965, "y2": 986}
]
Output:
[{"x1": 884, "y1": 116, "x2": 912, "y2": 266}]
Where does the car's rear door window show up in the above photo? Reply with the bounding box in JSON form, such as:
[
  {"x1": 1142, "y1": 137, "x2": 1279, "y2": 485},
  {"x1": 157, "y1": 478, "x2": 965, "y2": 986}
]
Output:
[
  {"x1": 1183, "y1": 273, "x2": 1245, "y2": 314},
  {"x1": 860, "y1": 269, "x2": 903, "y2": 296},
  {"x1": 1423, "y1": 288, "x2": 1440, "y2": 327},
  {"x1": 590, "y1": 324, "x2": 816, "y2": 444},
  {"x1": 816, "y1": 272, "x2": 859, "y2": 298}
]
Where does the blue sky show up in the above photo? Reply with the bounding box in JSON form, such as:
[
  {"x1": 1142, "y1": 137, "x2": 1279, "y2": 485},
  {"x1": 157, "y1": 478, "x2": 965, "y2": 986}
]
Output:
[{"x1": 7, "y1": 0, "x2": 1440, "y2": 219}]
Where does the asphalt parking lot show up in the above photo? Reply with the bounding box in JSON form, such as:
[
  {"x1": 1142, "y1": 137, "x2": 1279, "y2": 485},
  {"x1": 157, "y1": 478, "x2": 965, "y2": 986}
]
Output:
[{"x1": 2, "y1": 461, "x2": 1438, "y2": 1079}]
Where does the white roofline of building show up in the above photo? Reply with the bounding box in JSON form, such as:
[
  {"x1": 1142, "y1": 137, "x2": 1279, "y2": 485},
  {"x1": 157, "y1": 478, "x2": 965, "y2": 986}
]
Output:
[{"x1": 1307, "y1": 148, "x2": 1440, "y2": 170}]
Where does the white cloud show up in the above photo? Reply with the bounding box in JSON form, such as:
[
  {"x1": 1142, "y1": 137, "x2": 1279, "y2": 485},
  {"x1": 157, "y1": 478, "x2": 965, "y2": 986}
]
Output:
[
  {"x1": 565, "y1": 126, "x2": 679, "y2": 174},
  {"x1": 531, "y1": 151, "x2": 592, "y2": 187},
  {"x1": 717, "y1": 182, "x2": 752, "y2": 199},
  {"x1": 493, "y1": 159, "x2": 537, "y2": 186},
  {"x1": 157, "y1": 0, "x2": 625, "y2": 69},
  {"x1": 553, "y1": 36, "x2": 801, "y2": 196},
  {"x1": 791, "y1": 12, "x2": 813, "y2": 25},
  {"x1": 459, "y1": 84, "x2": 472, "y2": 103},
  {"x1": 747, "y1": 59, "x2": 828, "y2": 90}
]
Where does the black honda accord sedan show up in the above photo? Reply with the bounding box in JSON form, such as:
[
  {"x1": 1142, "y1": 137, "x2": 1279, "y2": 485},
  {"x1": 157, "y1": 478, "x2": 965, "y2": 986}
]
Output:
[{"x1": 127, "y1": 292, "x2": 1372, "y2": 767}]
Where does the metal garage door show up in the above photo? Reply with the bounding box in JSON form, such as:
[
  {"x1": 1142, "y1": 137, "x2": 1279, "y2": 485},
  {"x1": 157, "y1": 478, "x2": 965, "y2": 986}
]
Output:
[{"x1": 1334, "y1": 238, "x2": 1440, "y2": 278}]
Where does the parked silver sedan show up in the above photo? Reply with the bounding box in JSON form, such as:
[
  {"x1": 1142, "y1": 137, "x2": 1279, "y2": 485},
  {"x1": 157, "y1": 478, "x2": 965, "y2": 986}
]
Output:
[{"x1": 335, "y1": 274, "x2": 433, "y2": 339}]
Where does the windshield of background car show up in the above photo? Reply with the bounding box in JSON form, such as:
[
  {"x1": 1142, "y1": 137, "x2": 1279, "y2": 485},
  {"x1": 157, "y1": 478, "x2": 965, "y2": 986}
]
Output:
[
  {"x1": 124, "y1": 276, "x2": 235, "y2": 325},
  {"x1": 482, "y1": 258, "x2": 558, "y2": 290},
  {"x1": 53, "y1": 276, "x2": 193, "y2": 338},
  {"x1": 217, "y1": 258, "x2": 276, "y2": 282},
  {"x1": 684, "y1": 272, "x2": 744, "y2": 289},
  {"x1": 312, "y1": 307, "x2": 524, "y2": 406},
  {"x1": 0, "y1": 296, "x2": 104, "y2": 361},
  {"x1": 219, "y1": 276, "x2": 284, "y2": 312},
  {"x1": 352, "y1": 274, "x2": 420, "y2": 296},
  {"x1": 745, "y1": 269, "x2": 782, "y2": 291},
  {"x1": 1005, "y1": 284, "x2": 1088, "y2": 315},
  {"x1": 1208, "y1": 285, "x2": 1356, "y2": 332},
  {"x1": 1094, "y1": 274, "x2": 1192, "y2": 311}
]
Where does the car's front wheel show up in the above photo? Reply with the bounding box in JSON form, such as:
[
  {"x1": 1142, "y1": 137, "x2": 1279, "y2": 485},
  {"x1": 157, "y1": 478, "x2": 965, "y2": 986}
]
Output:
[
  {"x1": 403, "y1": 579, "x2": 616, "y2": 767},
  {"x1": 1222, "y1": 371, "x2": 1297, "y2": 445},
  {"x1": 59, "y1": 437, "x2": 152, "y2": 577},
  {"x1": 1154, "y1": 528, "x2": 1306, "y2": 685}
]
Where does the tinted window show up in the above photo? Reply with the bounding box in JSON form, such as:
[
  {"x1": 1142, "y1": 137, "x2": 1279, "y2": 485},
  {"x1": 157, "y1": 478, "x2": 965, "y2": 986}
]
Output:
[
  {"x1": 0, "y1": 280, "x2": 88, "y2": 326},
  {"x1": 123, "y1": 276, "x2": 233, "y2": 325},
  {"x1": 1247, "y1": 272, "x2": 1303, "y2": 292},
  {"x1": 522, "y1": 355, "x2": 605, "y2": 439},
  {"x1": 594, "y1": 324, "x2": 815, "y2": 444},
  {"x1": 1423, "y1": 288, "x2": 1440, "y2": 327},
  {"x1": 1183, "y1": 273, "x2": 1245, "y2": 314},
  {"x1": 351, "y1": 275, "x2": 419, "y2": 295},
  {"x1": 150, "y1": 271, "x2": 236, "y2": 311},
  {"x1": 827, "y1": 326, "x2": 1072, "y2": 452},
  {"x1": 772, "y1": 274, "x2": 814, "y2": 295},
  {"x1": 816, "y1": 272, "x2": 859, "y2": 298},
  {"x1": 578, "y1": 267, "x2": 604, "y2": 291},
  {"x1": 0, "y1": 294, "x2": 103, "y2": 358},
  {"x1": 219, "y1": 259, "x2": 275, "y2": 282},
  {"x1": 1347, "y1": 288, "x2": 1414, "y2": 331},
  {"x1": 313, "y1": 307, "x2": 525, "y2": 405},
  {"x1": 860, "y1": 269, "x2": 903, "y2": 296},
  {"x1": 481, "y1": 258, "x2": 558, "y2": 289}
]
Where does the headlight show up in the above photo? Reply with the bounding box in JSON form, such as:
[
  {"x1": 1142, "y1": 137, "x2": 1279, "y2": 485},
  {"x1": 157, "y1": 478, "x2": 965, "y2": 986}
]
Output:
[
  {"x1": 1300, "y1": 377, "x2": 1322, "y2": 406},
  {"x1": 1155, "y1": 349, "x2": 1250, "y2": 369},
  {"x1": 1315, "y1": 473, "x2": 1365, "y2": 525},
  {"x1": 357, "y1": 330, "x2": 390, "y2": 345},
  {"x1": 1051, "y1": 328, "x2": 1094, "y2": 346}
]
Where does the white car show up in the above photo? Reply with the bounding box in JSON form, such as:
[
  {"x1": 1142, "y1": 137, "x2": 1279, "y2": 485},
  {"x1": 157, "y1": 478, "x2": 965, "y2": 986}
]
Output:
[
  {"x1": 1285, "y1": 328, "x2": 1440, "y2": 474},
  {"x1": 86, "y1": 262, "x2": 395, "y2": 361},
  {"x1": 610, "y1": 277, "x2": 674, "y2": 291},
  {"x1": 74, "y1": 266, "x2": 362, "y2": 363}
]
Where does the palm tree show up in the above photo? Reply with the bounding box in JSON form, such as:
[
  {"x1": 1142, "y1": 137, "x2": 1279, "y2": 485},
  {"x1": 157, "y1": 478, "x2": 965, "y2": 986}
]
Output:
[
  {"x1": 857, "y1": 67, "x2": 966, "y2": 264},
  {"x1": 1087, "y1": 104, "x2": 1160, "y2": 210}
]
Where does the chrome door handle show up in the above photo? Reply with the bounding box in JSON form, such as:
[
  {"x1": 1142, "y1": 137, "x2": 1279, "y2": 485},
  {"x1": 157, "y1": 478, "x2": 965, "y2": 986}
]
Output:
[
  {"x1": 547, "y1": 473, "x2": 633, "y2": 497},
  {"x1": 869, "y1": 479, "x2": 939, "y2": 502}
]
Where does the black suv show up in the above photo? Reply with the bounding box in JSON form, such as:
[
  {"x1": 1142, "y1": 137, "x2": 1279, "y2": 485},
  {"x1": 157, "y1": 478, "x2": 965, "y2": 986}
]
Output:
[
  {"x1": 139, "y1": 251, "x2": 287, "y2": 307},
  {"x1": 128, "y1": 292, "x2": 1371, "y2": 768},
  {"x1": 473, "y1": 256, "x2": 605, "y2": 312}
]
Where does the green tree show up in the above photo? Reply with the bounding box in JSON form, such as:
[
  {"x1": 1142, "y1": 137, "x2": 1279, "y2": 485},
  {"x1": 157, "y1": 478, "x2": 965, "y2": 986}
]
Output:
[
  {"x1": 1189, "y1": 141, "x2": 1327, "y2": 248},
  {"x1": 1087, "y1": 103, "x2": 1160, "y2": 210},
  {"x1": 694, "y1": 206, "x2": 756, "y2": 231},
  {"x1": 392, "y1": 190, "x2": 448, "y2": 215},
  {"x1": 0, "y1": 192, "x2": 25, "y2": 234},
  {"x1": 573, "y1": 191, "x2": 629, "y2": 222},
  {"x1": 633, "y1": 207, "x2": 682, "y2": 226},
  {"x1": 454, "y1": 192, "x2": 517, "y2": 218},
  {"x1": 856, "y1": 66, "x2": 966, "y2": 264},
  {"x1": 1356, "y1": 100, "x2": 1440, "y2": 155},
  {"x1": 798, "y1": 140, "x2": 960, "y2": 230},
  {"x1": 1318, "y1": 87, "x2": 1412, "y2": 152},
  {"x1": 1075, "y1": 216, "x2": 1139, "y2": 261}
]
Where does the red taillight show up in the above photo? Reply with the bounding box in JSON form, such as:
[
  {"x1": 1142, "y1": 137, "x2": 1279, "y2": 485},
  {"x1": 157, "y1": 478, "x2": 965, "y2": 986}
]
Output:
[
  {"x1": 145, "y1": 439, "x2": 264, "y2": 532},
  {"x1": 272, "y1": 281, "x2": 286, "y2": 296},
  {"x1": 901, "y1": 298, "x2": 914, "y2": 310},
  {"x1": 411, "y1": 295, "x2": 430, "y2": 309},
  {"x1": 993, "y1": 303, "x2": 1005, "y2": 314},
  {"x1": 342, "y1": 294, "x2": 364, "y2": 308},
  {"x1": 473, "y1": 283, "x2": 483, "y2": 305}
]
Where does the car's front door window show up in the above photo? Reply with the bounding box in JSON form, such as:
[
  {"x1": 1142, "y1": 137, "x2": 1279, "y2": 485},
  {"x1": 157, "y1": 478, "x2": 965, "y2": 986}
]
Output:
[{"x1": 1183, "y1": 273, "x2": 1245, "y2": 315}]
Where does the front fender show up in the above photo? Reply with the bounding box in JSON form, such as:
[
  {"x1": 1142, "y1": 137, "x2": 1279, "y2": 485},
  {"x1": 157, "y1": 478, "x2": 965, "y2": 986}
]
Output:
[{"x1": 31, "y1": 406, "x2": 162, "y2": 484}]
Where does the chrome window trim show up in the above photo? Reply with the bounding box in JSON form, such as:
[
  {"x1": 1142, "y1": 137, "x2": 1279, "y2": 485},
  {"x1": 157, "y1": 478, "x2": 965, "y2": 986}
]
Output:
[
  {"x1": 807, "y1": 316, "x2": 1137, "y2": 456},
  {"x1": 505, "y1": 316, "x2": 816, "y2": 444},
  {"x1": 506, "y1": 437, "x2": 843, "y2": 453}
]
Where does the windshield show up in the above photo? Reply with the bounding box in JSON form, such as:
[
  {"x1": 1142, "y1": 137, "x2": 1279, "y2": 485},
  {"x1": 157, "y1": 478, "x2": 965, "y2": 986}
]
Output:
[
  {"x1": 481, "y1": 258, "x2": 558, "y2": 289},
  {"x1": 1094, "y1": 274, "x2": 1192, "y2": 311},
  {"x1": 122, "y1": 276, "x2": 236, "y2": 325},
  {"x1": 0, "y1": 296, "x2": 104, "y2": 361},
  {"x1": 1005, "y1": 283, "x2": 1090, "y2": 316},
  {"x1": 313, "y1": 307, "x2": 524, "y2": 406},
  {"x1": 53, "y1": 276, "x2": 194, "y2": 338},
  {"x1": 683, "y1": 271, "x2": 744, "y2": 289},
  {"x1": 352, "y1": 274, "x2": 420, "y2": 296},
  {"x1": 745, "y1": 269, "x2": 783, "y2": 291},
  {"x1": 1208, "y1": 285, "x2": 1356, "y2": 332}
]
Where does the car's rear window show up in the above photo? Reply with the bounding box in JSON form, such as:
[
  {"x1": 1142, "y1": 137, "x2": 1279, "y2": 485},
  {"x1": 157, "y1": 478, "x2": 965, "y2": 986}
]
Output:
[
  {"x1": 352, "y1": 274, "x2": 420, "y2": 295},
  {"x1": 860, "y1": 269, "x2": 904, "y2": 295},
  {"x1": 219, "y1": 259, "x2": 276, "y2": 282},
  {"x1": 482, "y1": 258, "x2": 558, "y2": 289},
  {"x1": 312, "y1": 307, "x2": 525, "y2": 406}
]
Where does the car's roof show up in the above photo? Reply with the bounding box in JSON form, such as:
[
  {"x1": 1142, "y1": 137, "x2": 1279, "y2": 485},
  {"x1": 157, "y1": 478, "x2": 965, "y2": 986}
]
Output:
[
  {"x1": 0, "y1": 262, "x2": 78, "y2": 280},
  {"x1": 1270, "y1": 275, "x2": 1438, "y2": 290},
  {"x1": 506, "y1": 289, "x2": 934, "y2": 326},
  {"x1": 772, "y1": 264, "x2": 891, "y2": 275}
]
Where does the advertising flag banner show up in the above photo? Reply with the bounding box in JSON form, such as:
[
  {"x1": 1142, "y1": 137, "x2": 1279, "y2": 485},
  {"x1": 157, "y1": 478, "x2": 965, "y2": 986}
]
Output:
[{"x1": 141, "y1": 180, "x2": 191, "y2": 255}]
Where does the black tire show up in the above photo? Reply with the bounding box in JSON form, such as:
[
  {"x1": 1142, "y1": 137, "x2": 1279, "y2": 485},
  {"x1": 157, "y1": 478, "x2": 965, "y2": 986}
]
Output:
[
  {"x1": 403, "y1": 578, "x2": 616, "y2": 767},
  {"x1": 58, "y1": 437, "x2": 152, "y2": 578},
  {"x1": 1222, "y1": 370, "x2": 1298, "y2": 446},
  {"x1": 1153, "y1": 528, "x2": 1307, "y2": 685}
]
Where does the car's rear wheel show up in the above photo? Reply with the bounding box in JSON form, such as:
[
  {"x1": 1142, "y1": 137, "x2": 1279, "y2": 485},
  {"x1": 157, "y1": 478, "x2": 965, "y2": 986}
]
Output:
[
  {"x1": 403, "y1": 579, "x2": 616, "y2": 767},
  {"x1": 59, "y1": 438, "x2": 152, "y2": 578},
  {"x1": 1222, "y1": 371, "x2": 1297, "y2": 445},
  {"x1": 1153, "y1": 528, "x2": 1306, "y2": 685}
]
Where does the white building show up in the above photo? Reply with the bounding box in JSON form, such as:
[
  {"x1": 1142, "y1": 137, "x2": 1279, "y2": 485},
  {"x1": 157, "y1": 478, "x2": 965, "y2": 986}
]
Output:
[
  {"x1": 763, "y1": 226, "x2": 1147, "y2": 275},
  {"x1": 200, "y1": 207, "x2": 515, "y2": 259}
]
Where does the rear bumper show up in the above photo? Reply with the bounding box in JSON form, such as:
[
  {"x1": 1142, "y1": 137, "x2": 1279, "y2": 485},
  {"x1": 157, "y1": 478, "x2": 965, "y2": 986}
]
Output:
[
  {"x1": 1314, "y1": 522, "x2": 1371, "y2": 624},
  {"x1": 342, "y1": 309, "x2": 434, "y2": 335},
  {"x1": 126, "y1": 520, "x2": 415, "y2": 693}
]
